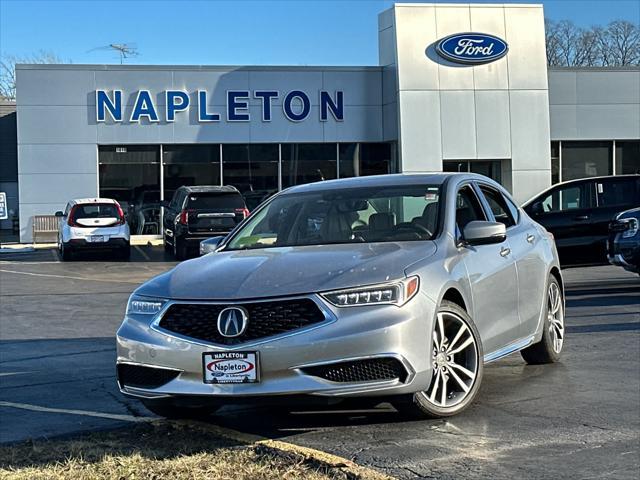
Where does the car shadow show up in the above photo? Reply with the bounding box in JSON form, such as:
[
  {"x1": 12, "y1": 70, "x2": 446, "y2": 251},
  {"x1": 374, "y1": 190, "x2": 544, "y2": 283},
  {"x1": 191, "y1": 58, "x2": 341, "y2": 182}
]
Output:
[{"x1": 0, "y1": 245, "x2": 176, "y2": 263}]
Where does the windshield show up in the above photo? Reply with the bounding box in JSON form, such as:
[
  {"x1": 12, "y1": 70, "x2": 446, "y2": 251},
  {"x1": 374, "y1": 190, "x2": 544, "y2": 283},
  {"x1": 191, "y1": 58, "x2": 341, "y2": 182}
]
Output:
[{"x1": 225, "y1": 184, "x2": 441, "y2": 250}]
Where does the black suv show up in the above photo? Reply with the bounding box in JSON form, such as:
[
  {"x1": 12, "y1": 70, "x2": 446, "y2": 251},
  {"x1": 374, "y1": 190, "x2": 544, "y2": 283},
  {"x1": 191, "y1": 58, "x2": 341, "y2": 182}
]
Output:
[
  {"x1": 523, "y1": 175, "x2": 640, "y2": 266},
  {"x1": 163, "y1": 186, "x2": 249, "y2": 260}
]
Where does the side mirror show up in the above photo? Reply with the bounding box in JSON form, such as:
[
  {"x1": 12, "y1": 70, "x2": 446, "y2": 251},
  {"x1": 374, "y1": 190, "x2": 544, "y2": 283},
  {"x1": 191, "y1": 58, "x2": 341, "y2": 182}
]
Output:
[
  {"x1": 199, "y1": 236, "x2": 225, "y2": 256},
  {"x1": 55, "y1": 211, "x2": 64, "y2": 217},
  {"x1": 161, "y1": 200, "x2": 170, "y2": 208},
  {"x1": 463, "y1": 221, "x2": 507, "y2": 246}
]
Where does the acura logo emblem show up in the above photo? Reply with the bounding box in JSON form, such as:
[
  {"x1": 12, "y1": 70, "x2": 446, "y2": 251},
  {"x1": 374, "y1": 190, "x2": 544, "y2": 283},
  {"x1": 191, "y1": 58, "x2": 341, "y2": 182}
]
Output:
[{"x1": 217, "y1": 307, "x2": 249, "y2": 338}]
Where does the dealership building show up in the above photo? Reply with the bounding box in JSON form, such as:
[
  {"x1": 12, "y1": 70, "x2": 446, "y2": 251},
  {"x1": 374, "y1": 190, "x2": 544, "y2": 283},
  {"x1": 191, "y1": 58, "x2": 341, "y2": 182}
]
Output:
[{"x1": 6, "y1": 2, "x2": 640, "y2": 242}]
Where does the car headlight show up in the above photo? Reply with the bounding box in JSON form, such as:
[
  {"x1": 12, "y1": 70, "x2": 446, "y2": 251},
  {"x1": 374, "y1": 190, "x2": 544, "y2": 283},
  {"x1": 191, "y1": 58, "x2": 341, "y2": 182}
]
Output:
[
  {"x1": 321, "y1": 276, "x2": 420, "y2": 307},
  {"x1": 622, "y1": 218, "x2": 638, "y2": 238},
  {"x1": 126, "y1": 294, "x2": 167, "y2": 315}
]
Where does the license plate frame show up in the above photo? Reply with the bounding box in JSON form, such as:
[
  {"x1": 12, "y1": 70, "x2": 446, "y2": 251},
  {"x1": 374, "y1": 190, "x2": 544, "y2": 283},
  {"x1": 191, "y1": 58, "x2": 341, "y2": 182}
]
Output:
[{"x1": 202, "y1": 351, "x2": 259, "y2": 384}]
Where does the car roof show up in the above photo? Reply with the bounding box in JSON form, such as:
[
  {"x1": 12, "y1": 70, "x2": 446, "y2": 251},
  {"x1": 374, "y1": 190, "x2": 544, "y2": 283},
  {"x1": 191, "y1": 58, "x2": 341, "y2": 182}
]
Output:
[
  {"x1": 281, "y1": 172, "x2": 493, "y2": 194},
  {"x1": 71, "y1": 198, "x2": 119, "y2": 205},
  {"x1": 180, "y1": 185, "x2": 240, "y2": 193}
]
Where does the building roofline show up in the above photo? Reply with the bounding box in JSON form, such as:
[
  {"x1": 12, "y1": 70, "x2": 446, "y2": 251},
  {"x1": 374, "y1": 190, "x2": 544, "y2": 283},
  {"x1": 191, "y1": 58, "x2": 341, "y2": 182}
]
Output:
[
  {"x1": 548, "y1": 66, "x2": 640, "y2": 72},
  {"x1": 15, "y1": 63, "x2": 382, "y2": 72},
  {"x1": 392, "y1": 2, "x2": 543, "y2": 7},
  {"x1": 16, "y1": 64, "x2": 638, "y2": 73}
]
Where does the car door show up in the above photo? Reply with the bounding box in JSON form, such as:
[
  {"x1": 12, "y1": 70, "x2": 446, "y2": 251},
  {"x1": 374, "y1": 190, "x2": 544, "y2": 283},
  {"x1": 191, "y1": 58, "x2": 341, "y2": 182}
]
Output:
[
  {"x1": 590, "y1": 177, "x2": 640, "y2": 262},
  {"x1": 525, "y1": 180, "x2": 596, "y2": 265},
  {"x1": 478, "y1": 184, "x2": 546, "y2": 340},
  {"x1": 456, "y1": 184, "x2": 520, "y2": 355}
]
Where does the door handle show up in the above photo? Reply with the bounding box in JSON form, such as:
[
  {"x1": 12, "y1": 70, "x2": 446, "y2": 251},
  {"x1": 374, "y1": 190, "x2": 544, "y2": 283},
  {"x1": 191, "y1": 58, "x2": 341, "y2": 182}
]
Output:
[
  {"x1": 526, "y1": 234, "x2": 535, "y2": 244},
  {"x1": 573, "y1": 215, "x2": 589, "y2": 221},
  {"x1": 500, "y1": 247, "x2": 511, "y2": 257}
]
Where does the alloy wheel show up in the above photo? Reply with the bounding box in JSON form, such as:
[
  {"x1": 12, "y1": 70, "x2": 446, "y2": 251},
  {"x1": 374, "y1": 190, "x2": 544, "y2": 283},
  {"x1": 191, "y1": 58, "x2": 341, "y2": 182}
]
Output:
[
  {"x1": 421, "y1": 312, "x2": 479, "y2": 408},
  {"x1": 547, "y1": 282, "x2": 564, "y2": 353}
]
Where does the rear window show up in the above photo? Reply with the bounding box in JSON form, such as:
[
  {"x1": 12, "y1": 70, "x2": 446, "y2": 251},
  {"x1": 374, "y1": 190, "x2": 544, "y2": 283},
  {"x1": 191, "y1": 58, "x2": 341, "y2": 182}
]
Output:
[
  {"x1": 596, "y1": 178, "x2": 639, "y2": 207},
  {"x1": 71, "y1": 203, "x2": 119, "y2": 220},
  {"x1": 186, "y1": 192, "x2": 245, "y2": 210}
]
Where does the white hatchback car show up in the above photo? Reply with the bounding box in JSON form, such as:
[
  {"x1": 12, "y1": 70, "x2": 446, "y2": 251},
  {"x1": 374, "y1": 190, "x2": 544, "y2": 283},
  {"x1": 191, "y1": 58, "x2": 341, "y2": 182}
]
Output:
[{"x1": 56, "y1": 198, "x2": 130, "y2": 260}]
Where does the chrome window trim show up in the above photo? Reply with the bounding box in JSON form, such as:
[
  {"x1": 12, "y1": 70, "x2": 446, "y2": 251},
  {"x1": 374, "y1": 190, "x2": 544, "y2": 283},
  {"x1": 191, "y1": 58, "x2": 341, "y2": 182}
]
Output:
[{"x1": 149, "y1": 295, "x2": 336, "y2": 350}]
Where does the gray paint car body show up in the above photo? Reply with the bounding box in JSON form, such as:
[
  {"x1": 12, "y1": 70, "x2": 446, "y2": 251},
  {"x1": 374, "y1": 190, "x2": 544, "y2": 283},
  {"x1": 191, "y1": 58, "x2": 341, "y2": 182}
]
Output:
[{"x1": 117, "y1": 173, "x2": 562, "y2": 406}]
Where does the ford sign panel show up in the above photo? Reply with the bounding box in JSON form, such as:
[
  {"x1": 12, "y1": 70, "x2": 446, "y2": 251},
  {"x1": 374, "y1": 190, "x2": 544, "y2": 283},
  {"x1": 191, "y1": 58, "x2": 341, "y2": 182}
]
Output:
[{"x1": 436, "y1": 32, "x2": 508, "y2": 64}]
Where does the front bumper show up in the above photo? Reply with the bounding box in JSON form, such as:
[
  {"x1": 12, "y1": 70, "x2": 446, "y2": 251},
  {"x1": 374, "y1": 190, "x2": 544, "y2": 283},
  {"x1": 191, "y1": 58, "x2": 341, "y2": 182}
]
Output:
[
  {"x1": 116, "y1": 293, "x2": 436, "y2": 400},
  {"x1": 607, "y1": 238, "x2": 639, "y2": 273}
]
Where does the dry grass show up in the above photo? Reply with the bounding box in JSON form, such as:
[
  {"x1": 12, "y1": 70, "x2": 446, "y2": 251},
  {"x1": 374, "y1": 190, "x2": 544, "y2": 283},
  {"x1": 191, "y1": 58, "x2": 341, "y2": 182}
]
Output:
[{"x1": 0, "y1": 422, "x2": 352, "y2": 480}]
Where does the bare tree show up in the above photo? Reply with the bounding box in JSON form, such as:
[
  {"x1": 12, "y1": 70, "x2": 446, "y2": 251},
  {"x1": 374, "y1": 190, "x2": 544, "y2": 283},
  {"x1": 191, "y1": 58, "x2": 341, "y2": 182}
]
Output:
[
  {"x1": 0, "y1": 51, "x2": 68, "y2": 101},
  {"x1": 546, "y1": 18, "x2": 640, "y2": 67},
  {"x1": 607, "y1": 20, "x2": 640, "y2": 65},
  {"x1": 545, "y1": 19, "x2": 563, "y2": 66}
]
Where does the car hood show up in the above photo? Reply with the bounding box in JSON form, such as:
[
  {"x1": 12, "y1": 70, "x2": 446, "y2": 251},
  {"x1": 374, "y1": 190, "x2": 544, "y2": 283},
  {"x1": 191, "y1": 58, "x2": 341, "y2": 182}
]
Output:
[{"x1": 137, "y1": 242, "x2": 437, "y2": 300}]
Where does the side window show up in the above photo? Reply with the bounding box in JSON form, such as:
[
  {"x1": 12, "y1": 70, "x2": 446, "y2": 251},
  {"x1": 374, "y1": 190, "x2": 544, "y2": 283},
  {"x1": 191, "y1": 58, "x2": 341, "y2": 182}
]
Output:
[
  {"x1": 535, "y1": 184, "x2": 587, "y2": 213},
  {"x1": 63, "y1": 203, "x2": 71, "y2": 216},
  {"x1": 596, "y1": 178, "x2": 639, "y2": 207},
  {"x1": 456, "y1": 185, "x2": 487, "y2": 232},
  {"x1": 479, "y1": 186, "x2": 516, "y2": 228},
  {"x1": 504, "y1": 196, "x2": 520, "y2": 224},
  {"x1": 173, "y1": 191, "x2": 186, "y2": 210},
  {"x1": 167, "y1": 190, "x2": 178, "y2": 210}
]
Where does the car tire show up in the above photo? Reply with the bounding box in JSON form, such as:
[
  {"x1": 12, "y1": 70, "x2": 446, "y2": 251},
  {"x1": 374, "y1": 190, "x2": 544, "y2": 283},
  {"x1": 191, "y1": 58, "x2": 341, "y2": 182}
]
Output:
[
  {"x1": 141, "y1": 400, "x2": 220, "y2": 419},
  {"x1": 521, "y1": 275, "x2": 564, "y2": 365},
  {"x1": 392, "y1": 300, "x2": 484, "y2": 419},
  {"x1": 173, "y1": 238, "x2": 187, "y2": 261},
  {"x1": 163, "y1": 234, "x2": 172, "y2": 252},
  {"x1": 60, "y1": 242, "x2": 73, "y2": 261}
]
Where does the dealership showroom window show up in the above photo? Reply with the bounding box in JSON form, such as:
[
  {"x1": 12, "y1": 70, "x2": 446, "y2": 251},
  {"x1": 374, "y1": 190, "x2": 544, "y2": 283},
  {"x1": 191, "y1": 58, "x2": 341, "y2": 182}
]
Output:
[{"x1": 97, "y1": 142, "x2": 394, "y2": 235}]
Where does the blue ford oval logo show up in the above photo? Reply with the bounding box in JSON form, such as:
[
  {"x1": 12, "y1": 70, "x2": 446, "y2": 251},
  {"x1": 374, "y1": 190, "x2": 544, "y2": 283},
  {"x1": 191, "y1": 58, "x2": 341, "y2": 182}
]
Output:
[
  {"x1": 436, "y1": 32, "x2": 508, "y2": 64},
  {"x1": 217, "y1": 307, "x2": 249, "y2": 338}
]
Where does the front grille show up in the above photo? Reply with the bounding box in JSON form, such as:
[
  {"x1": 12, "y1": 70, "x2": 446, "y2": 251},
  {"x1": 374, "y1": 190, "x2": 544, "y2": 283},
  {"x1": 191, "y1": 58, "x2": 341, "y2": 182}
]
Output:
[
  {"x1": 157, "y1": 298, "x2": 326, "y2": 346},
  {"x1": 301, "y1": 358, "x2": 408, "y2": 383},
  {"x1": 117, "y1": 363, "x2": 180, "y2": 389}
]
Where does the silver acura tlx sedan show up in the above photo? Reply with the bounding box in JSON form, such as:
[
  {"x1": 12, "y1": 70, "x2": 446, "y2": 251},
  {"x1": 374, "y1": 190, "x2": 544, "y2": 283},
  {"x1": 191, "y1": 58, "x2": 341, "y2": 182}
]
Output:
[{"x1": 117, "y1": 173, "x2": 565, "y2": 418}]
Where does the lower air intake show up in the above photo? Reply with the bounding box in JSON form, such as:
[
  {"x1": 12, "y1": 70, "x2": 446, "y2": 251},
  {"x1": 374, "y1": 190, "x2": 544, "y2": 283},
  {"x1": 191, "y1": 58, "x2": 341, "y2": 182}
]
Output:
[
  {"x1": 301, "y1": 358, "x2": 408, "y2": 383},
  {"x1": 117, "y1": 363, "x2": 180, "y2": 389}
]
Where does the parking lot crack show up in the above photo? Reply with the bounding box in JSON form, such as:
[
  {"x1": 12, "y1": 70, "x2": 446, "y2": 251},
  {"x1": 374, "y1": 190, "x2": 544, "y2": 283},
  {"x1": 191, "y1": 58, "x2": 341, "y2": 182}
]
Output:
[{"x1": 105, "y1": 390, "x2": 146, "y2": 418}]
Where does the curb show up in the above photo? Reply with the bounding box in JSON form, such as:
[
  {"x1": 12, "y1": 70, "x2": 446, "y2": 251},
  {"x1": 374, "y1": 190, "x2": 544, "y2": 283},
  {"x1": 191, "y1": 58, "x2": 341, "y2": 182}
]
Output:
[{"x1": 179, "y1": 420, "x2": 395, "y2": 480}]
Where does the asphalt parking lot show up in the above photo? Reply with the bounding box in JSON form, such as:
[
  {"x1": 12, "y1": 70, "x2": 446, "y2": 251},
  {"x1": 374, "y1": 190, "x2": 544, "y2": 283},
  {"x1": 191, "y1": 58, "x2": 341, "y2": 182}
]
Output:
[{"x1": 1, "y1": 246, "x2": 639, "y2": 479}]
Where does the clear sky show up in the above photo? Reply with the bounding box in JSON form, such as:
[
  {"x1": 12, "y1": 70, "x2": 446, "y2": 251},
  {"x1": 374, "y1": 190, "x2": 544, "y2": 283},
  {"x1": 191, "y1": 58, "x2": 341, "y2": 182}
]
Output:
[{"x1": 1, "y1": 0, "x2": 639, "y2": 66}]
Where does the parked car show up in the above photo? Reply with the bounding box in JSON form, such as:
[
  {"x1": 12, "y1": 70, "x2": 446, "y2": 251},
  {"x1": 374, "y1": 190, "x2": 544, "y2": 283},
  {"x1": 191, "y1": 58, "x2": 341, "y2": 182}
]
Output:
[
  {"x1": 162, "y1": 186, "x2": 249, "y2": 260},
  {"x1": 117, "y1": 173, "x2": 564, "y2": 419},
  {"x1": 523, "y1": 175, "x2": 640, "y2": 266},
  {"x1": 608, "y1": 207, "x2": 640, "y2": 275},
  {"x1": 56, "y1": 198, "x2": 130, "y2": 261}
]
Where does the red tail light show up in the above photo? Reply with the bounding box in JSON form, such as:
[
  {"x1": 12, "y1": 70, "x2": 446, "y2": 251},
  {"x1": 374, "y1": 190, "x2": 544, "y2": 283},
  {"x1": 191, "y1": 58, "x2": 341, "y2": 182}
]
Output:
[
  {"x1": 179, "y1": 209, "x2": 195, "y2": 225},
  {"x1": 115, "y1": 202, "x2": 126, "y2": 225},
  {"x1": 67, "y1": 205, "x2": 79, "y2": 227},
  {"x1": 235, "y1": 208, "x2": 250, "y2": 219}
]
